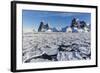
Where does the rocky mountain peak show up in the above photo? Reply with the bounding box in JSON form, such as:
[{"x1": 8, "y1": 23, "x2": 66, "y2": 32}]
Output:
[{"x1": 38, "y1": 21, "x2": 50, "y2": 32}]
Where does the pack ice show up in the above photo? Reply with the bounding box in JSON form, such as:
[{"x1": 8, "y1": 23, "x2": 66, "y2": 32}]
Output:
[{"x1": 22, "y1": 32, "x2": 91, "y2": 63}]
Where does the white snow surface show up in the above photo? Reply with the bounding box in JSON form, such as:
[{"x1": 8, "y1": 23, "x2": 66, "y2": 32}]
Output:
[{"x1": 22, "y1": 32, "x2": 91, "y2": 63}]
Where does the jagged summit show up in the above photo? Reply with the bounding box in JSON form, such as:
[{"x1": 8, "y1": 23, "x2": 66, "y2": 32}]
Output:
[
  {"x1": 37, "y1": 18, "x2": 90, "y2": 32},
  {"x1": 38, "y1": 21, "x2": 50, "y2": 32}
]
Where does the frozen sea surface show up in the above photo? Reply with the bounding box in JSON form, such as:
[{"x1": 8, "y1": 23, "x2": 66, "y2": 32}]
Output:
[{"x1": 22, "y1": 32, "x2": 91, "y2": 63}]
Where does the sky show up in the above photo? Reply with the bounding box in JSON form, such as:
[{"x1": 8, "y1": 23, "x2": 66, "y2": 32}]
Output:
[{"x1": 22, "y1": 10, "x2": 91, "y2": 32}]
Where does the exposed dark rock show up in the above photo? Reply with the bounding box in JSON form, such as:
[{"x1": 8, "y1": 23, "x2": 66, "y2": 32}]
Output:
[
  {"x1": 52, "y1": 27, "x2": 59, "y2": 32},
  {"x1": 80, "y1": 21, "x2": 87, "y2": 29},
  {"x1": 71, "y1": 18, "x2": 78, "y2": 28},
  {"x1": 38, "y1": 21, "x2": 49, "y2": 32},
  {"x1": 38, "y1": 21, "x2": 44, "y2": 32}
]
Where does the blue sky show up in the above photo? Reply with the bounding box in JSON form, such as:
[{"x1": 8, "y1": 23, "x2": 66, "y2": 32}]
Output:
[{"x1": 22, "y1": 10, "x2": 91, "y2": 31}]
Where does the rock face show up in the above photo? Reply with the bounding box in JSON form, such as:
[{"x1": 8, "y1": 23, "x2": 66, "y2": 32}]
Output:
[
  {"x1": 70, "y1": 18, "x2": 87, "y2": 29},
  {"x1": 37, "y1": 18, "x2": 90, "y2": 32},
  {"x1": 38, "y1": 21, "x2": 49, "y2": 32},
  {"x1": 52, "y1": 27, "x2": 59, "y2": 32},
  {"x1": 23, "y1": 32, "x2": 91, "y2": 63},
  {"x1": 61, "y1": 26, "x2": 68, "y2": 32},
  {"x1": 80, "y1": 21, "x2": 87, "y2": 29},
  {"x1": 71, "y1": 18, "x2": 79, "y2": 28}
]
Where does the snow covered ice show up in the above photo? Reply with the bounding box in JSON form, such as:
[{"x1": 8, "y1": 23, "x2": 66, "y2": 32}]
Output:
[{"x1": 22, "y1": 32, "x2": 91, "y2": 63}]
